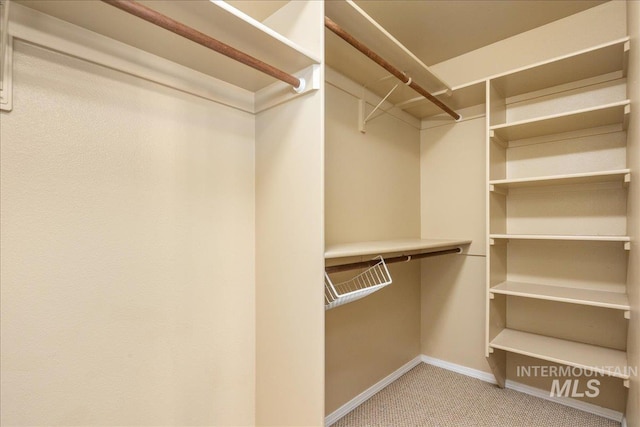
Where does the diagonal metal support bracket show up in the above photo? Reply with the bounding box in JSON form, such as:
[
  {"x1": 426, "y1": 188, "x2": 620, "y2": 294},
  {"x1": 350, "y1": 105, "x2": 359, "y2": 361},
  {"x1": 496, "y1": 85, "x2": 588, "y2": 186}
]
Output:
[{"x1": 359, "y1": 82, "x2": 399, "y2": 133}]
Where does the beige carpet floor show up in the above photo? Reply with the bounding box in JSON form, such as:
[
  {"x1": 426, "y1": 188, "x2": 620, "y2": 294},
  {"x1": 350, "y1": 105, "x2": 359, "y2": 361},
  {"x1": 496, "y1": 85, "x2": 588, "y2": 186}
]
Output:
[{"x1": 332, "y1": 363, "x2": 620, "y2": 427}]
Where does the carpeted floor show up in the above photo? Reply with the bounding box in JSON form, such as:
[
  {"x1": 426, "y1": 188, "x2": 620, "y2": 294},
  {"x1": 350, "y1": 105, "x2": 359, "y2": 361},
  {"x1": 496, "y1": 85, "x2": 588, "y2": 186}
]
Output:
[{"x1": 332, "y1": 363, "x2": 620, "y2": 427}]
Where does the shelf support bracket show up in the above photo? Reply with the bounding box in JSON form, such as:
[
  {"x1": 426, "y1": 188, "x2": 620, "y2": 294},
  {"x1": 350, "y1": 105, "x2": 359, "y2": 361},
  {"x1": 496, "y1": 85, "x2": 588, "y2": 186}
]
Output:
[
  {"x1": 489, "y1": 184, "x2": 508, "y2": 196},
  {"x1": 623, "y1": 104, "x2": 630, "y2": 130},
  {"x1": 487, "y1": 350, "x2": 506, "y2": 388},
  {"x1": 624, "y1": 379, "x2": 630, "y2": 388},
  {"x1": 489, "y1": 130, "x2": 508, "y2": 149},
  {"x1": 0, "y1": 0, "x2": 12, "y2": 112},
  {"x1": 359, "y1": 82, "x2": 400, "y2": 133},
  {"x1": 623, "y1": 41, "x2": 629, "y2": 78},
  {"x1": 624, "y1": 311, "x2": 631, "y2": 320},
  {"x1": 624, "y1": 242, "x2": 631, "y2": 251}
]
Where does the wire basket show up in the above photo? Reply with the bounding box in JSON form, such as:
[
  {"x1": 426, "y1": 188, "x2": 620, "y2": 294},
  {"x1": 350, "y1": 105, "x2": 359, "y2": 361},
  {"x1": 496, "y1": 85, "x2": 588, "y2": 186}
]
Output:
[{"x1": 324, "y1": 256, "x2": 392, "y2": 310}]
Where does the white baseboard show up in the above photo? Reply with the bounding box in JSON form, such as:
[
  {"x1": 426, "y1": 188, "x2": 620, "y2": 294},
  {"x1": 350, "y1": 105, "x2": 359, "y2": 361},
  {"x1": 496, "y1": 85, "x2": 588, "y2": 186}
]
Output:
[
  {"x1": 325, "y1": 354, "x2": 625, "y2": 425},
  {"x1": 420, "y1": 354, "x2": 498, "y2": 385},
  {"x1": 324, "y1": 356, "x2": 422, "y2": 426},
  {"x1": 504, "y1": 379, "x2": 623, "y2": 422},
  {"x1": 420, "y1": 355, "x2": 623, "y2": 422}
]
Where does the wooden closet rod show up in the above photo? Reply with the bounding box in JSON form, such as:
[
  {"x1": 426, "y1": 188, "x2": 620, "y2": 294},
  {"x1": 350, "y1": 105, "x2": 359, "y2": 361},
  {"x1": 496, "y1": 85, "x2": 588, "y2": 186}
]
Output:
[
  {"x1": 325, "y1": 17, "x2": 461, "y2": 121},
  {"x1": 325, "y1": 248, "x2": 461, "y2": 274},
  {"x1": 101, "y1": 0, "x2": 302, "y2": 89}
]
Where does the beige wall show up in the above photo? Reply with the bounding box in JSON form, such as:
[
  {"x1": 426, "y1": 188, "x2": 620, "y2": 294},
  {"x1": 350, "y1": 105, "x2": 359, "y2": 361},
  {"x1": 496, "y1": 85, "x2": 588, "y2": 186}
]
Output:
[
  {"x1": 0, "y1": 41, "x2": 256, "y2": 426},
  {"x1": 324, "y1": 80, "x2": 421, "y2": 415},
  {"x1": 625, "y1": 0, "x2": 640, "y2": 425}
]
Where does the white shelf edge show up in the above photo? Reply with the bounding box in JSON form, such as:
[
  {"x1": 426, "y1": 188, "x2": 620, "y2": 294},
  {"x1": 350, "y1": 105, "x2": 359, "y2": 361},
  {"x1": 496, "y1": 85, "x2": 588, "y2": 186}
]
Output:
[
  {"x1": 489, "y1": 100, "x2": 631, "y2": 133},
  {"x1": 490, "y1": 329, "x2": 629, "y2": 379},
  {"x1": 453, "y1": 37, "x2": 631, "y2": 97},
  {"x1": 211, "y1": 0, "x2": 322, "y2": 64},
  {"x1": 489, "y1": 169, "x2": 631, "y2": 188},
  {"x1": 490, "y1": 281, "x2": 630, "y2": 311},
  {"x1": 487, "y1": 36, "x2": 631, "y2": 86},
  {"x1": 489, "y1": 234, "x2": 630, "y2": 242},
  {"x1": 343, "y1": 0, "x2": 452, "y2": 91},
  {"x1": 325, "y1": 238, "x2": 471, "y2": 259}
]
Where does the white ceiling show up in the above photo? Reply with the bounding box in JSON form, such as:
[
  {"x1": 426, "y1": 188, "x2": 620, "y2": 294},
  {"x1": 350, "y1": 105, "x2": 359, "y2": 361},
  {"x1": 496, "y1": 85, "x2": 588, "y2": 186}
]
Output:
[{"x1": 351, "y1": 0, "x2": 607, "y2": 66}]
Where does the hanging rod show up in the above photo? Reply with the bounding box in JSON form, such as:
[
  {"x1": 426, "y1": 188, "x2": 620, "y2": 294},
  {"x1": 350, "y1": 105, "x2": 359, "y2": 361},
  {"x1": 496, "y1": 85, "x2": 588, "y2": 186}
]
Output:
[
  {"x1": 325, "y1": 16, "x2": 461, "y2": 121},
  {"x1": 325, "y1": 248, "x2": 461, "y2": 274},
  {"x1": 101, "y1": 0, "x2": 303, "y2": 91}
]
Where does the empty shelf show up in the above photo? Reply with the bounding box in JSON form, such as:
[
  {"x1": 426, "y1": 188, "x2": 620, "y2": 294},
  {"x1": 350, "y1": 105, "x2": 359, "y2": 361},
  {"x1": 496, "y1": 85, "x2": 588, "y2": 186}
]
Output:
[
  {"x1": 490, "y1": 100, "x2": 630, "y2": 142},
  {"x1": 490, "y1": 169, "x2": 630, "y2": 190},
  {"x1": 490, "y1": 329, "x2": 629, "y2": 379},
  {"x1": 490, "y1": 281, "x2": 630, "y2": 311},
  {"x1": 490, "y1": 37, "x2": 629, "y2": 98},
  {"x1": 325, "y1": 238, "x2": 471, "y2": 259},
  {"x1": 490, "y1": 234, "x2": 630, "y2": 243}
]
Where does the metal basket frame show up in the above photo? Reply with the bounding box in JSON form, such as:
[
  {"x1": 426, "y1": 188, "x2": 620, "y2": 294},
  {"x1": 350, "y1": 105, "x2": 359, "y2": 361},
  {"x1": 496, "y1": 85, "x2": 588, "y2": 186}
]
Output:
[{"x1": 324, "y1": 256, "x2": 392, "y2": 310}]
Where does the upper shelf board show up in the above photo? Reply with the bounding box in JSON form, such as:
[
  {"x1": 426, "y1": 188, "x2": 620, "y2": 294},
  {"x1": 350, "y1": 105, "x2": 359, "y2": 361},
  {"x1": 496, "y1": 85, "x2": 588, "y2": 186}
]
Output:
[
  {"x1": 490, "y1": 37, "x2": 630, "y2": 99},
  {"x1": 325, "y1": 238, "x2": 471, "y2": 260},
  {"x1": 15, "y1": 0, "x2": 320, "y2": 92},
  {"x1": 490, "y1": 169, "x2": 631, "y2": 190},
  {"x1": 325, "y1": 0, "x2": 451, "y2": 95},
  {"x1": 490, "y1": 100, "x2": 630, "y2": 142},
  {"x1": 325, "y1": 0, "x2": 471, "y2": 118}
]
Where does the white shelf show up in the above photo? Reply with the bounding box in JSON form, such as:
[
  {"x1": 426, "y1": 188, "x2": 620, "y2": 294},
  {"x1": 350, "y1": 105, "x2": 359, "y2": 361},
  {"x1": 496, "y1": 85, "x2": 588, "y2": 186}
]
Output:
[
  {"x1": 325, "y1": 238, "x2": 471, "y2": 260},
  {"x1": 490, "y1": 281, "x2": 630, "y2": 311},
  {"x1": 490, "y1": 169, "x2": 631, "y2": 190},
  {"x1": 490, "y1": 234, "x2": 630, "y2": 243},
  {"x1": 490, "y1": 329, "x2": 629, "y2": 379},
  {"x1": 490, "y1": 100, "x2": 630, "y2": 142},
  {"x1": 325, "y1": 0, "x2": 450, "y2": 96},
  {"x1": 16, "y1": 0, "x2": 319, "y2": 92},
  {"x1": 490, "y1": 37, "x2": 630, "y2": 99}
]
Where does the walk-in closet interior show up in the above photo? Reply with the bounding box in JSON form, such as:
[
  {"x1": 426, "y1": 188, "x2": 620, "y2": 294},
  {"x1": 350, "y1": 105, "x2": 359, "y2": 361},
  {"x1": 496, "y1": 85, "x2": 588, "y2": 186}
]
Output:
[{"x1": 0, "y1": 1, "x2": 639, "y2": 426}]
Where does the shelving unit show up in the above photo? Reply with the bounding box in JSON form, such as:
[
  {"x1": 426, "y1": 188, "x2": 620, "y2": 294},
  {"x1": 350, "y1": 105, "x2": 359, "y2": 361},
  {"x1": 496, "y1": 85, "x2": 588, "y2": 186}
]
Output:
[{"x1": 485, "y1": 37, "x2": 632, "y2": 388}]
